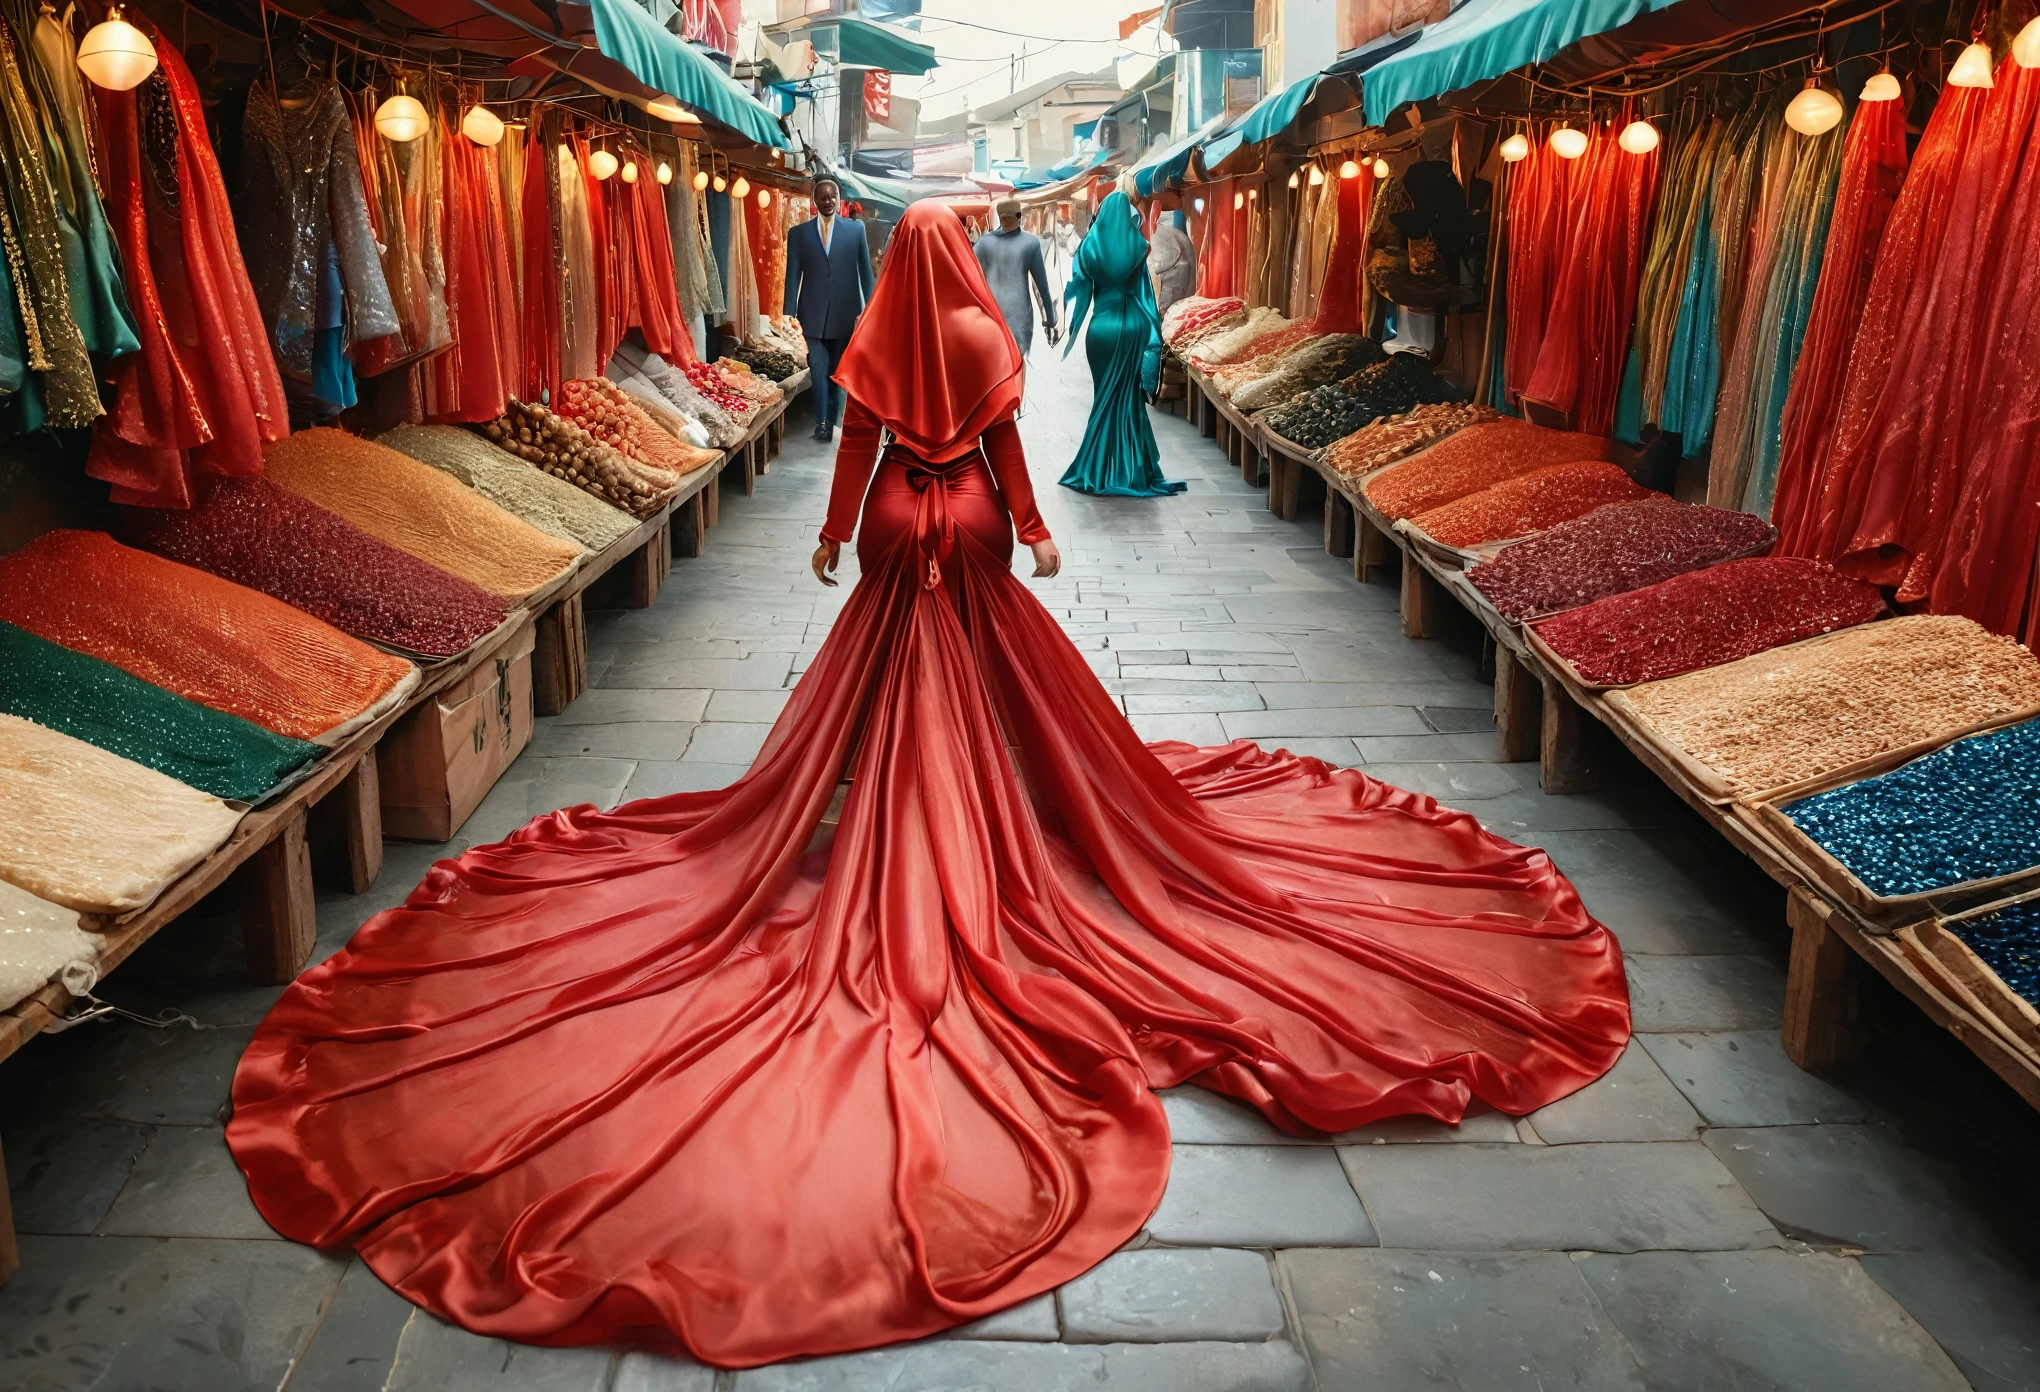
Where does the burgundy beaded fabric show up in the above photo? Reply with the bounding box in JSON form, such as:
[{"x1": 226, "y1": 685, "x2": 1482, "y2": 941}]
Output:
[
  {"x1": 1532, "y1": 557, "x2": 1885, "y2": 687},
  {"x1": 128, "y1": 479, "x2": 509, "y2": 660},
  {"x1": 1466, "y1": 499, "x2": 1776, "y2": 623}
]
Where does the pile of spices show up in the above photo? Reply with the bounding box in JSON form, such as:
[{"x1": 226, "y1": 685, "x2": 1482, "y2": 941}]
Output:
[
  {"x1": 1410, "y1": 461, "x2": 1650, "y2": 548},
  {"x1": 1363, "y1": 420, "x2": 1608, "y2": 521},
  {"x1": 379, "y1": 425, "x2": 639, "y2": 554},
  {"x1": 1533, "y1": 558, "x2": 1884, "y2": 686},
  {"x1": 1784, "y1": 717, "x2": 2040, "y2": 897},
  {"x1": 724, "y1": 342, "x2": 802, "y2": 381},
  {"x1": 1325, "y1": 403, "x2": 1499, "y2": 482},
  {"x1": 131, "y1": 478, "x2": 509, "y2": 659},
  {"x1": 1949, "y1": 901, "x2": 2040, "y2": 1009},
  {"x1": 1467, "y1": 499, "x2": 1775, "y2": 622},
  {"x1": 1620, "y1": 615, "x2": 2040, "y2": 795}
]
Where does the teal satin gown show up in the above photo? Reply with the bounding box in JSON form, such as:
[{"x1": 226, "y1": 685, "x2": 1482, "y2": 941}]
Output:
[{"x1": 1059, "y1": 193, "x2": 1184, "y2": 497}]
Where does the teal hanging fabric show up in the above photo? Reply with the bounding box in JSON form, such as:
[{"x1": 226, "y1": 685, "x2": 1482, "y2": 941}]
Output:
[
  {"x1": 1060, "y1": 192, "x2": 1184, "y2": 497},
  {"x1": 1612, "y1": 344, "x2": 1644, "y2": 445},
  {"x1": 1659, "y1": 194, "x2": 1721, "y2": 449}
]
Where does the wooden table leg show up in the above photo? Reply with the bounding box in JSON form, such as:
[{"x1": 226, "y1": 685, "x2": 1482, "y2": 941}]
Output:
[
  {"x1": 742, "y1": 440, "x2": 758, "y2": 496},
  {"x1": 1325, "y1": 489, "x2": 1356, "y2": 557},
  {"x1": 1266, "y1": 452, "x2": 1293, "y2": 519},
  {"x1": 1401, "y1": 547, "x2": 1448, "y2": 639},
  {"x1": 308, "y1": 755, "x2": 384, "y2": 895},
  {"x1": 1357, "y1": 516, "x2": 1393, "y2": 584},
  {"x1": 240, "y1": 809, "x2": 317, "y2": 984},
  {"x1": 1492, "y1": 647, "x2": 1544, "y2": 763},
  {"x1": 1200, "y1": 393, "x2": 1218, "y2": 439},
  {"x1": 1539, "y1": 675, "x2": 1598, "y2": 794},
  {"x1": 618, "y1": 521, "x2": 671, "y2": 608},
  {"x1": 703, "y1": 467, "x2": 722, "y2": 528},
  {"x1": 675, "y1": 492, "x2": 708, "y2": 558},
  {"x1": 531, "y1": 592, "x2": 587, "y2": 717},
  {"x1": 0, "y1": 1137, "x2": 16, "y2": 1286},
  {"x1": 1783, "y1": 888, "x2": 1864, "y2": 1070}
]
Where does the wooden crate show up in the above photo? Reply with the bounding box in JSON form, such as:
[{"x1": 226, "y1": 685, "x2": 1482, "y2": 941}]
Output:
[{"x1": 379, "y1": 618, "x2": 537, "y2": 841}]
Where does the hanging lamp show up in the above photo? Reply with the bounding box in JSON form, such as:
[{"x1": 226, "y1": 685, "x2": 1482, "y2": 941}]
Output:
[
  {"x1": 656, "y1": 161, "x2": 674, "y2": 185},
  {"x1": 757, "y1": 188, "x2": 772, "y2": 208},
  {"x1": 1232, "y1": 190, "x2": 1244, "y2": 208},
  {"x1": 621, "y1": 160, "x2": 639, "y2": 183},
  {"x1": 1307, "y1": 163, "x2": 1325, "y2": 186},
  {"x1": 461, "y1": 104, "x2": 505, "y2": 147},
  {"x1": 1784, "y1": 83, "x2": 1844, "y2": 135},
  {"x1": 1287, "y1": 169, "x2": 1300, "y2": 188},
  {"x1": 76, "y1": 5, "x2": 156, "y2": 90},
  {"x1": 732, "y1": 175, "x2": 750, "y2": 198},
  {"x1": 1949, "y1": 41, "x2": 1994, "y2": 88},
  {"x1": 1860, "y1": 71, "x2": 1902, "y2": 101},
  {"x1": 1193, "y1": 196, "x2": 1205, "y2": 213},
  {"x1": 712, "y1": 171, "x2": 728, "y2": 192},
  {"x1": 692, "y1": 168, "x2": 710, "y2": 191},
  {"x1": 1338, "y1": 158, "x2": 1360, "y2": 178},
  {"x1": 1247, "y1": 186, "x2": 1258, "y2": 201},
  {"x1": 589, "y1": 148, "x2": 619, "y2": 179},
  {"x1": 1499, "y1": 132, "x2": 1530, "y2": 162},
  {"x1": 2016, "y1": 16, "x2": 2040, "y2": 68},
  {"x1": 1618, "y1": 119, "x2": 1659, "y2": 154},
  {"x1": 375, "y1": 92, "x2": 430, "y2": 143},
  {"x1": 1372, "y1": 157, "x2": 1390, "y2": 179},
  {"x1": 1549, "y1": 125, "x2": 1588, "y2": 159}
]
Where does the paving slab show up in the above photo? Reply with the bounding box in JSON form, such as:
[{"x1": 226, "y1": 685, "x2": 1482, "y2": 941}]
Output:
[
  {"x1": 731, "y1": 1337, "x2": 1314, "y2": 1391},
  {"x1": 704, "y1": 688, "x2": 795, "y2": 722},
  {"x1": 528, "y1": 719, "x2": 698, "y2": 761},
  {"x1": 1282, "y1": 1247, "x2": 1647, "y2": 1391},
  {"x1": 1058, "y1": 1246, "x2": 1285, "y2": 1343},
  {"x1": 623, "y1": 760, "x2": 751, "y2": 800},
  {"x1": 1527, "y1": 830, "x2": 1769, "y2": 956},
  {"x1": 0, "y1": 1019, "x2": 256, "y2": 1126},
  {"x1": 285, "y1": 1256, "x2": 419, "y2": 1392},
  {"x1": 1638, "y1": 1031, "x2": 1874, "y2": 1127},
  {"x1": 1147, "y1": 1144, "x2": 1376, "y2": 1247},
  {"x1": 98, "y1": 1124, "x2": 275, "y2": 1239},
  {"x1": 1364, "y1": 760, "x2": 1524, "y2": 801},
  {"x1": 1354, "y1": 731, "x2": 1509, "y2": 763},
  {"x1": 1578, "y1": 1249, "x2": 1968, "y2": 1391},
  {"x1": 1341, "y1": 1142, "x2": 1781, "y2": 1252},
  {"x1": 1220, "y1": 706, "x2": 1430, "y2": 739},
  {"x1": 1528, "y1": 1039, "x2": 1702, "y2": 1144},
  {"x1": 1623, "y1": 954, "x2": 1784, "y2": 1032},
  {"x1": 1702, "y1": 1124, "x2": 2000, "y2": 1252},
  {"x1": 382, "y1": 1311, "x2": 616, "y2": 1391},
  {"x1": 611, "y1": 1350, "x2": 720, "y2": 1391},
  {"x1": 459, "y1": 756, "x2": 637, "y2": 844},
  {"x1": 1857, "y1": 1248, "x2": 2040, "y2": 1392},
  {"x1": 3, "y1": 1116, "x2": 152, "y2": 1233},
  {"x1": 946, "y1": 1292, "x2": 1059, "y2": 1341},
  {"x1": 542, "y1": 687, "x2": 710, "y2": 724},
  {"x1": 1127, "y1": 711, "x2": 1228, "y2": 745},
  {"x1": 596, "y1": 649, "x2": 795, "y2": 690},
  {"x1": 1123, "y1": 686, "x2": 1268, "y2": 714},
  {"x1": 682, "y1": 721, "x2": 773, "y2": 764}
]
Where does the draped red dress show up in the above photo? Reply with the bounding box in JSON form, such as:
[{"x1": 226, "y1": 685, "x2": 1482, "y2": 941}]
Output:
[{"x1": 229, "y1": 203, "x2": 1629, "y2": 1369}]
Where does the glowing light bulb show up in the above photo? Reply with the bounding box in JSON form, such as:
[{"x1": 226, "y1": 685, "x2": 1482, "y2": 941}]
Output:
[
  {"x1": 712, "y1": 173, "x2": 727, "y2": 192},
  {"x1": 76, "y1": 6, "x2": 156, "y2": 91},
  {"x1": 1618, "y1": 119, "x2": 1659, "y2": 154},
  {"x1": 2015, "y1": 16, "x2": 2040, "y2": 68},
  {"x1": 692, "y1": 169, "x2": 709, "y2": 191},
  {"x1": 1339, "y1": 158, "x2": 1360, "y2": 178},
  {"x1": 1307, "y1": 164, "x2": 1325, "y2": 186},
  {"x1": 621, "y1": 160, "x2": 639, "y2": 183},
  {"x1": 1232, "y1": 190, "x2": 1243, "y2": 208},
  {"x1": 757, "y1": 188, "x2": 772, "y2": 208},
  {"x1": 1949, "y1": 41, "x2": 1994, "y2": 88},
  {"x1": 732, "y1": 176, "x2": 750, "y2": 198},
  {"x1": 461, "y1": 104, "x2": 504, "y2": 146},
  {"x1": 1372, "y1": 158, "x2": 1390, "y2": 179},
  {"x1": 1860, "y1": 71, "x2": 1901, "y2": 101},
  {"x1": 1247, "y1": 186, "x2": 1257, "y2": 200},
  {"x1": 1499, "y1": 133, "x2": 1530, "y2": 162},
  {"x1": 656, "y1": 161, "x2": 673, "y2": 185},
  {"x1": 589, "y1": 149, "x2": 618, "y2": 179},
  {"x1": 375, "y1": 94, "x2": 429, "y2": 143},
  {"x1": 1287, "y1": 170, "x2": 1299, "y2": 188},
  {"x1": 1784, "y1": 86, "x2": 1844, "y2": 136},
  {"x1": 1549, "y1": 125, "x2": 1588, "y2": 159}
]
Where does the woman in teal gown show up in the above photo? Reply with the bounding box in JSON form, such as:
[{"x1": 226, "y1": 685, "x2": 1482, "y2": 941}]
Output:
[{"x1": 1059, "y1": 192, "x2": 1184, "y2": 496}]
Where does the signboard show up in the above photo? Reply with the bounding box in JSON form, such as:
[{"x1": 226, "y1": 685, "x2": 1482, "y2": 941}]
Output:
[{"x1": 864, "y1": 69, "x2": 892, "y2": 123}]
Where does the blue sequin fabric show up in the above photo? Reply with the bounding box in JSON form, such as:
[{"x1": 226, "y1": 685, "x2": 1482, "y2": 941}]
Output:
[
  {"x1": 1948, "y1": 902, "x2": 2040, "y2": 1010},
  {"x1": 1785, "y1": 718, "x2": 2040, "y2": 896}
]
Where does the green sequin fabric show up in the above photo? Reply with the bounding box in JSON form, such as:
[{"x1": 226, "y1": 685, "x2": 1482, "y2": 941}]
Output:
[{"x1": 0, "y1": 620, "x2": 320, "y2": 802}]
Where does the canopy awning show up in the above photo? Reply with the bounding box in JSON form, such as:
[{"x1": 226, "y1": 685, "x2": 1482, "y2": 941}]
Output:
[
  {"x1": 1359, "y1": 0, "x2": 1684, "y2": 126},
  {"x1": 1131, "y1": 113, "x2": 1226, "y2": 197},
  {"x1": 591, "y1": 0, "x2": 793, "y2": 148},
  {"x1": 808, "y1": 17, "x2": 940, "y2": 75}
]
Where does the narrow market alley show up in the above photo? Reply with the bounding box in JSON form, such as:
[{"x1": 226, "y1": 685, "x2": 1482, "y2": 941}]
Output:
[{"x1": 1, "y1": 349, "x2": 2034, "y2": 1392}]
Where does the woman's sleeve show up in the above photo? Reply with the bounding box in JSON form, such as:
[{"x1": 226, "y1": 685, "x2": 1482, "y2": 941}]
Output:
[
  {"x1": 981, "y1": 418, "x2": 1050, "y2": 545},
  {"x1": 821, "y1": 398, "x2": 884, "y2": 543}
]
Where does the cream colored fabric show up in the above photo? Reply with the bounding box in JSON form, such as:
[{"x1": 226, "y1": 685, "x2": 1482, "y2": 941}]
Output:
[
  {"x1": 0, "y1": 879, "x2": 100, "y2": 1012},
  {"x1": 379, "y1": 426, "x2": 639, "y2": 554},
  {"x1": 0, "y1": 715, "x2": 244, "y2": 916}
]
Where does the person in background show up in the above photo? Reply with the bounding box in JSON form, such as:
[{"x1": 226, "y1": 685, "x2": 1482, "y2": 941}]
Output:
[
  {"x1": 784, "y1": 177, "x2": 875, "y2": 443},
  {"x1": 1147, "y1": 200, "x2": 1197, "y2": 321},
  {"x1": 974, "y1": 197, "x2": 1060, "y2": 360}
]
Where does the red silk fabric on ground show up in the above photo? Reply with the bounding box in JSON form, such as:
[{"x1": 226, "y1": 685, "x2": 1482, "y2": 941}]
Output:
[
  {"x1": 230, "y1": 435, "x2": 1630, "y2": 1367},
  {"x1": 1769, "y1": 94, "x2": 1908, "y2": 552}
]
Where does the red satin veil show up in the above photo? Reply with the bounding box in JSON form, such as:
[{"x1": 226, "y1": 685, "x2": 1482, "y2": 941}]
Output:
[{"x1": 230, "y1": 202, "x2": 1630, "y2": 1370}]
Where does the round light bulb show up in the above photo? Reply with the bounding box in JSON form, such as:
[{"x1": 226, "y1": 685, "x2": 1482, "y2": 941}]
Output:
[
  {"x1": 1618, "y1": 119, "x2": 1659, "y2": 154},
  {"x1": 1232, "y1": 190, "x2": 1244, "y2": 209},
  {"x1": 757, "y1": 188, "x2": 772, "y2": 208},
  {"x1": 656, "y1": 161, "x2": 673, "y2": 185},
  {"x1": 1247, "y1": 186, "x2": 1257, "y2": 200},
  {"x1": 1287, "y1": 170, "x2": 1300, "y2": 188},
  {"x1": 1338, "y1": 158, "x2": 1360, "y2": 178},
  {"x1": 374, "y1": 94, "x2": 430, "y2": 143},
  {"x1": 1859, "y1": 71, "x2": 1901, "y2": 101},
  {"x1": 732, "y1": 176, "x2": 750, "y2": 198},
  {"x1": 1307, "y1": 164, "x2": 1325, "y2": 186},
  {"x1": 1784, "y1": 86, "x2": 1844, "y2": 136},
  {"x1": 712, "y1": 174, "x2": 727, "y2": 192},
  {"x1": 589, "y1": 149, "x2": 618, "y2": 179},
  {"x1": 1372, "y1": 158, "x2": 1390, "y2": 179},
  {"x1": 1949, "y1": 41, "x2": 1995, "y2": 88},
  {"x1": 461, "y1": 104, "x2": 504, "y2": 147},
  {"x1": 76, "y1": 8, "x2": 157, "y2": 91},
  {"x1": 1193, "y1": 197, "x2": 1205, "y2": 213},
  {"x1": 1549, "y1": 125, "x2": 1589, "y2": 159},
  {"x1": 621, "y1": 160, "x2": 639, "y2": 183},
  {"x1": 692, "y1": 170, "x2": 710, "y2": 191},
  {"x1": 1499, "y1": 133, "x2": 1530, "y2": 162},
  {"x1": 2015, "y1": 17, "x2": 2040, "y2": 68}
]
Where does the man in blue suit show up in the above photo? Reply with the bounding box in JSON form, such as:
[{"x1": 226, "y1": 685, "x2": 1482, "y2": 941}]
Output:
[{"x1": 783, "y1": 177, "x2": 875, "y2": 443}]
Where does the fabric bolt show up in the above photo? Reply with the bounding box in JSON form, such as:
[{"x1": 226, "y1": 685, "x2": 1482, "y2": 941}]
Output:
[
  {"x1": 0, "y1": 620, "x2": 320, "y2": 802},
  {"x1": 1466, "y1": 497, "x2": 1775, "y2": 622},
  {"x1": 1058, "y1": 193, "x2": 1183, "y2": 497},
  {"x1": 1619, "y1": 615, "x2": 2040, "y2": 797},
  {"x1": 0, "y1": 530, "x2": 416, "y2": 744},
  {"x1": 1364, "y1": 419, "x2": 1609, "y2": 522},
  {"x1": 128, "y1": 476, "x2": 509, "y2": 660},
  {"x1": 378, "y1": 425, "x2": 640, "y2": 553},
  {"x1": 263, "y1": 427, "x2": 580, "y2": 601},
  {"x1": 1532, "y1": 557, "x2": 1883, "y2": 687},
  {"x1": 1785, "y1": 717, "x2": 2040, "y2": 898},
  {"x1": 0, "y1": 877, "x2": 99, "y2": 1015},
  {"x1": 610, "y1": 339, "x2": 743, "y2": 448},
  {"x1": 1410, "y1": 461, "x2": 1651, "y2": 550},
  {"x1": 1211, "y1": 323, "x2": 1318, "y2": 397},
  {"x1": 0, "y1": 712, "x2": 244, "y2": 916}
]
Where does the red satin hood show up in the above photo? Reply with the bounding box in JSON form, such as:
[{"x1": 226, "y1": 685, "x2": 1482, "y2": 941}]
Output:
[{"x1": 831, "y1": 201, "x2": 1023, "y2": 463}]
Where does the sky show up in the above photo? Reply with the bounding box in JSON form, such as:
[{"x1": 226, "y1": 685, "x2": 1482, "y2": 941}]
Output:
[{"x1": 905, "y1": 2, "x2": 1171, "y2": 120}]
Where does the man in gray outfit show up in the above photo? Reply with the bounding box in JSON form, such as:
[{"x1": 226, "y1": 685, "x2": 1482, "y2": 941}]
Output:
[{"x1": 974, "y1": 198, "x2": 1060, "y2": 357}]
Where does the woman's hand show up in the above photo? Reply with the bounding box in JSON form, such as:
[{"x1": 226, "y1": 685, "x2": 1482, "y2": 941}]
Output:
[
  {"x1": 812, "y1": 537, "x2": 841, "y2": 587},
  {"x1": 1029, "y1": 538, "x2": 1061, "y2": 578}
]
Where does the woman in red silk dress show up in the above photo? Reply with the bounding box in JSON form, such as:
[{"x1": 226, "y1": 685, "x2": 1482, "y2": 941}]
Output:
[{"x1": 229, "y1": 202, "x2": 1629, "y2": 1369}]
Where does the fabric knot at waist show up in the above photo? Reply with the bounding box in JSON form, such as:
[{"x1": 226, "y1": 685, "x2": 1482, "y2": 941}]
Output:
[{"x1": 897, "y1": 450, "x2": 963, "y2": 589}]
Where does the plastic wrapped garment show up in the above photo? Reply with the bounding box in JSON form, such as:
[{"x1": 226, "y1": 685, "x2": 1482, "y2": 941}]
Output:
[
  {"x1": 129, "y1": 477, "x2": 509, "y2": 661},
  {"x1": 0, "y1": 878, "x2": 101, "y2": 1014},
  {"x1": 608, "y1": 339, "x2": 743, "y2": 448},
  {"x1": 0, "y1": 530, "x2": 417, "y2": 745},
  {"x1": 264, "y1": 428, "x2": 581, "y2": 601},
  {"x1": 0, "y1": 713, "x2": 244, "y2": 915},
  {"x1": 0, "y1": 620, "x2": 319, "y2": 802},
  {"x1": 379, "y1": 425, "x2": 640, "y2": 553}
]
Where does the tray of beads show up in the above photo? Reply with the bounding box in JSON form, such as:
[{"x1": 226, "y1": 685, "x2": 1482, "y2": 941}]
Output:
[
  {"x1": 1598, "y1": 615, "x2": 2040, "y2": 805},
  {"x1": 1258, "y1": 423, "x2": 1324, "y2": 464},
  {"x1": 1897, "y1": 894, "x2": 2040, "y2": 1064},
  {"x1": 1735, "y1": 713, "x2": 2040, "y2": 922},
  {"x1": 1392, "y1": 518, "x2": 1510, "y2": 571}
]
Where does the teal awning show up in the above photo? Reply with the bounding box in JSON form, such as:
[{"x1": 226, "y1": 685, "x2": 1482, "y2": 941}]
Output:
[
  {"x1": 591, "y1": 0, "x2": 792, "y2": 148},
  {"x1": 1226, "y1": 72, "x2": 1324, "y2": 149},
  {"x1": 1361, "y1": 0, "x2": 1684, "y2": 125},
  {"x1": 817, "y1": 17, "x2": 940, "y2": 75},
  {"x1": 1132, "y1": 114, "x2": 1225, "y2": 197}
]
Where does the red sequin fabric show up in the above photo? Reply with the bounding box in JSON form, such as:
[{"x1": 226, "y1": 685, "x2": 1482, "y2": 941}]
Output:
[
  {"x1": 129, "y1": 479, "x2": 509, "y2": 659},
  {"x1": 1410, "y1": 462, "x2": 1651, "y2": 549},
  {"x1": 1533, "y1": 557, "x2": 1885, "y2": 687},
  {"x1": 1363, "y1": 420, "x2": 1608, "y2": 522},
  {"x1": 1466, "y1": 499, "x2": 1776, "y2": 623}
]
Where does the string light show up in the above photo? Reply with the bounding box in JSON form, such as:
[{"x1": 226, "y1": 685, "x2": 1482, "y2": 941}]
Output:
[
  {"x1": 656, "y1": 161, "x2": 674, "y2": 184},
  {"x1": 1307, "y1": 164, "x2": 1325, "y2": 186},
  {"x1": 1338, "y1": 158, "x2": 1360, "y2": 178},
  {"x1": 1193, "y1": 196, "x2": 1205, "y2": 213},
  {"x1": 1233, "y1": 190, "x2": 1244, "y2": 208},
  {"x1": 1549, "y1": 125, "x2": 1589, "y2": 159},
  {"x1": 692, "y1": 169, "x2": 710, "y2": 191},
  {"x1": 1500, "y1": 133, "x2": 1530, "y2": 162},
  {"x1": 732, "y1": 175, "x2": 750, "y2": 198},
  {"x1": 1247, "y1": 186, "x2": 1257, "y2": 200},
  {"x1": 75, "y1": 5, "x2": 156, "y2": 90},
  {"x1": 1784, "y1": 84, "x2": 1843, "y2": 135},
  {"x1": 375, "y1": 93, "x2": 429, "y2": 143},
  {"x1": 1372, "y1": 158, "x2": 1390, "y2": 179},
  {"x1": 621, "y1": 160, "x2": 639, "y2": 183},
  {"x1": 1949, "y1": 41, "x2": 1994, "y2": 88},
  {"x1": 712, "y1": 173, "x2": 727, "y2": 192},
  {"x1": 1860, "y1": 71, "x2": 1901, "y2": 101},
  {"x1": 757, "y1": 188, "x2": 772, "y2": 208},
  {"x1": 461, "y1": 104, "x2": 504, "y2": 147},
  {"x1": 2016, "y1": 16, "x2": 2040, "y2": 68},
  {"x1": 1287, "y1": 169, "x2": 1299, "y2": 188},
  {"x1": 589, "y1": 149, "x2": 619, "y2": 179},
  {"x1": 1618, "y1": 119, "x2": 1659, "y2": 153}
]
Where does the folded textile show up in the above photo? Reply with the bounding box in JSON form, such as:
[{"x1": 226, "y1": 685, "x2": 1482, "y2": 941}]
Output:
[
  {"x1": 0, "y1": 879, "x2": 102, "y2": 1013},
  {"x1": 379, "y1": 425, "x2": 640, "y2": 553}
]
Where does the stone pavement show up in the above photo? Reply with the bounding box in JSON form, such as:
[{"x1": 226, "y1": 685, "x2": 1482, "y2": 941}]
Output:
[{"x1": 3, "y1": 348, "x2": 2038, "y2": 1391}]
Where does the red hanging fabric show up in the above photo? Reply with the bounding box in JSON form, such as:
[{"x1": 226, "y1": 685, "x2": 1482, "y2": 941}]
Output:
[
  {"x1": 1770, "y1": 95, "x2": 1908, "y2": 550},
  {"x1": 631, "y1": 180, "x2": 685, "y2": 361},
  {"x1": 426, "y1": 127, "x2": 514, "y2": 424},
  {"x1": 1501, "y1": 141, "x2": 1573, "y2": 406},
  {"x1": 1312, "y1": 166, "x2": 1373, "y2": 333},
  {"x1": 1200, "y1": 179, "x2": 1238, "y2": 299}
]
